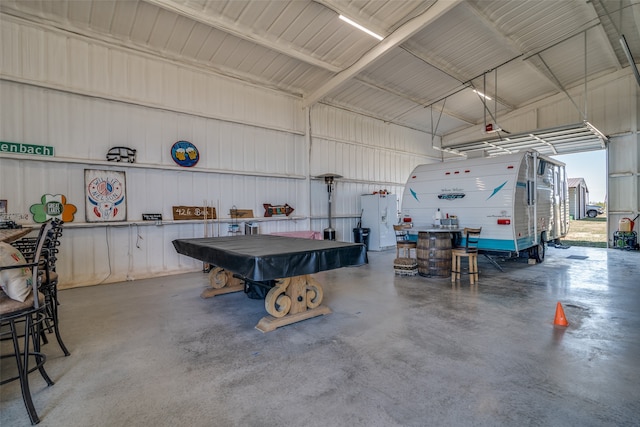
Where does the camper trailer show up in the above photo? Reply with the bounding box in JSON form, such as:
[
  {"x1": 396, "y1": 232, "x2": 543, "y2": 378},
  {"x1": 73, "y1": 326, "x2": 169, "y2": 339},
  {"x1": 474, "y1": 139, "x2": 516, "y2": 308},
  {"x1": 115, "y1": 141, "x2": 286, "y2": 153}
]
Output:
[{"x1": 401, "y1": 150, "x2": 569, "y2": 262}]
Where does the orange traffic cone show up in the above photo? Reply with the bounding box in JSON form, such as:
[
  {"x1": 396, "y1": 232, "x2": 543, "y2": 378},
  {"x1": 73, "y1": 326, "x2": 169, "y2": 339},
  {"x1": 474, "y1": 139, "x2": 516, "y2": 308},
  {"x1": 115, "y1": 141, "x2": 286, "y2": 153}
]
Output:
[{"x1": 554, "y1": 302, "x2": 569, "y2": 327}]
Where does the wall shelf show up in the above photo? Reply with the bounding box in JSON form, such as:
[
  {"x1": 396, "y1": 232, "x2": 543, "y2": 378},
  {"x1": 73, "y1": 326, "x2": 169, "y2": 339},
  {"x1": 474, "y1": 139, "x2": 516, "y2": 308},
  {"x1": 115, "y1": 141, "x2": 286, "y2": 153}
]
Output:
[
  {"x1": 15, "y1": 216, "x2": 309, "y2": 229},
  {"x1": 0, "y1": 153, "x2": 306, "y2": 180}
]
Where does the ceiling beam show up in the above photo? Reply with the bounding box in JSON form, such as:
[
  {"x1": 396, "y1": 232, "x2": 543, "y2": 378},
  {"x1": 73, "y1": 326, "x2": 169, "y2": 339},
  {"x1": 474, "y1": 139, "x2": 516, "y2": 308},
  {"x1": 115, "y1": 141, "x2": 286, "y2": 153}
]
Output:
[
  {"x1": 143, "y1": 0, "x2": 342, "y2": 73},
  {"x1": 302, "y1": 0, "x2": 462, "y2": 108},
  {"x1": 354, "y1": 76, "x2": 477, "y2": 125},
  {"x1": 588, "y1": 0, "x2": 622, "y2": 69}
]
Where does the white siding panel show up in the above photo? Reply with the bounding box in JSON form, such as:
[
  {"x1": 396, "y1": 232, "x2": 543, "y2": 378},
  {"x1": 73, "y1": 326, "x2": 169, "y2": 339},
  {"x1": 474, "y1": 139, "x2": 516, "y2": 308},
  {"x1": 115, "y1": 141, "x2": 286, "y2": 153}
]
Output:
[
  {"x1": 589, "y1": 78, "x2": 635, "y2": 135},
  {"x1": 307, "y1": 104, "x2": 441, "y2": 244},
  {"x1": 0, "y1": 75, "x2": 306, "y2": 287},
  {"x1": 22, "y1": 86, "x2": 48, "y2": 145},
  {"x1": 161, "y1": 62, "x2": 180, "y2": 108},
  {"x1": 67, "y1": 37, "x2": 90, "y2": 91},
  {"x1": 89, "y1": 43, "x2": 110, "y2": 95},
  {"x1": 128, "y1": 54, "x2": 148, "y2": 102},
  {"x1": 110, "y1": 49, "x2": 130, "y2": 98},
  {"x1": 0, "y1": 82, "x2": 22, "y2": 142},
  {"x1": 0, "y1": 16, "x2": 304, "y2": 133},
  {"x1": 537, "y1": 98, "x2": 583, "y2": 128},
  {"x1": 0, "y1": 19, "x2": 20, "y2": 76},
  {"x1": 1, "y1": 81, "x2": 306, "y2": 176},
  {"x1": 21, "y1": 24, "x2": 46, "y2": 82},
  {"x1": 606, "y1": 84, "x2": 638, "y2": 246},
  {"x1": 45, "y1": 31, "x2": 68, "y2": 83}
]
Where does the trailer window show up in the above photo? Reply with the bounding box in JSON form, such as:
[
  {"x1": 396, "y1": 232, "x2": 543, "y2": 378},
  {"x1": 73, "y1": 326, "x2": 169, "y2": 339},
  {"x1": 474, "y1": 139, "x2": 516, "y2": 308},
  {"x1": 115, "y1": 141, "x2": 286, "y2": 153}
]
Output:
[
  {"x1": 527, "y1": 180, "x2": 535, "y2": 205},
  {"x1": 537, "y1": 160, "x2": 547, "y2": 175}
]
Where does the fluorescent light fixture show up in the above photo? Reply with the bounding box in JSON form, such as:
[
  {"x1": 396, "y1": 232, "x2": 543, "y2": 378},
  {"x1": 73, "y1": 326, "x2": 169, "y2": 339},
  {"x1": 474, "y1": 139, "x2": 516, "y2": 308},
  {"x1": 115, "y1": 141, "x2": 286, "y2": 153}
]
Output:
[
  {"x1": 620, "y1": 34, "x2": 640, "y2": 88},
  {"x1": 339, "y1": 15, "x2": 383, "y2": 41},
  {"x1": 473, "y1": 89, "x2": 492, "y2": 100}
]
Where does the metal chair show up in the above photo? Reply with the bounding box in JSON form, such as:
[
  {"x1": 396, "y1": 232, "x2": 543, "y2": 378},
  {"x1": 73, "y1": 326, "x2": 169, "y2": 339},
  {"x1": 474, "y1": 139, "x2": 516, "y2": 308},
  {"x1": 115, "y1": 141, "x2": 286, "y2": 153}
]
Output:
[
  {"x1": 1, "y1": 221, "x2": 55, "y2": 425},
  {"x1": 451, "y1": 227, "x2": 481, "y2": 284},
  {"x1": 393, "y1": 224, "x2": 417, "y2": 258},
  {"x1": 11, "y1": 219, "x2": 69, "y2": 356}
]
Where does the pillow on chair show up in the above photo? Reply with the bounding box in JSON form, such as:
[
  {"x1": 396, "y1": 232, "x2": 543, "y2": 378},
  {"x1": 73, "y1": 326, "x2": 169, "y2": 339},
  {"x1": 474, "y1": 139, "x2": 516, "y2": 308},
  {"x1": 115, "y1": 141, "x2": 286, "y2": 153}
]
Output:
[{"x1": 0, "y1": 242, "x2": 33, "y2": 302}]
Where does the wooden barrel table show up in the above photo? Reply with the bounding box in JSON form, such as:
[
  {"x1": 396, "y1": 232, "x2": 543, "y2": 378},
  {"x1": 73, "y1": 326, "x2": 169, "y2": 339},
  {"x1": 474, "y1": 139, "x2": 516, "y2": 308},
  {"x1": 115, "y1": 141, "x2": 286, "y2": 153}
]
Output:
[{"x1": 417, "y1": 231, "x2": 453, "y2": 277}]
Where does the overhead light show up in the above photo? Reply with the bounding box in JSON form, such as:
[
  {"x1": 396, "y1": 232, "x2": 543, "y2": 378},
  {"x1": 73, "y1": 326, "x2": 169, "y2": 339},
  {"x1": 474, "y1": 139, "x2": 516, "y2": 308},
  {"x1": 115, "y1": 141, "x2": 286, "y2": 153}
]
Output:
[
  {"x1": 473, "y1": 89, "x2": 492, "y2": 101},
  {"x1": 339, "y1": 15, "x2": 384, "y2": 41}
]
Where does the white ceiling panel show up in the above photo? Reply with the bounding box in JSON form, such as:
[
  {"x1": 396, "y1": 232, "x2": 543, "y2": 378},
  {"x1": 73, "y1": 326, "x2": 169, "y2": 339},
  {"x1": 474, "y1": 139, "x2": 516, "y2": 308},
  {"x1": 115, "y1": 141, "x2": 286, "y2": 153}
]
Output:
[
  {"x1": 357, "y1": 48, "x2": 462, "y2": 103},
  {"x1": 471, "y1": 0, "x2": 598, "y2": 53},
  {"x1": 407, "y1": 3, "x2": 521, "y2": 82},
  {"x1": 489, "y1": 61, "x2": 558, "y2": 108}
]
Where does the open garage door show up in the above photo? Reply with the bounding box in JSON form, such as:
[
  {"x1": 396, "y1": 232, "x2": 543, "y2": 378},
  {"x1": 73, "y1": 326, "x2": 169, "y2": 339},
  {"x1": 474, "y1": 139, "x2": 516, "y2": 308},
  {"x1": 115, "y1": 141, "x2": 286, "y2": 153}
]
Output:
[{"x1": 440, "y1": 122, "x2": 608, "y2": 157}]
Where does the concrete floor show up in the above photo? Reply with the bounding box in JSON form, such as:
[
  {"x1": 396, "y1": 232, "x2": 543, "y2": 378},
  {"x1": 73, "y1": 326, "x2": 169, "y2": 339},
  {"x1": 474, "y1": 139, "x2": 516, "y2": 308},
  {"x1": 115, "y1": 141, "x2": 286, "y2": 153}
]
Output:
[{"x1": 1, "y1": 245, "x2": 639, "y2": 426}]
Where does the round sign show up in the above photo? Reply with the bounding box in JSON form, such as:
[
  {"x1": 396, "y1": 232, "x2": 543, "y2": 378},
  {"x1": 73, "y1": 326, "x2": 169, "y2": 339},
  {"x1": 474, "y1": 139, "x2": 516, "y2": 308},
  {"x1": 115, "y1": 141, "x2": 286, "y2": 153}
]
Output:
[{"x1": 171, "y1": 140, "x2": 199, "y2": 167}]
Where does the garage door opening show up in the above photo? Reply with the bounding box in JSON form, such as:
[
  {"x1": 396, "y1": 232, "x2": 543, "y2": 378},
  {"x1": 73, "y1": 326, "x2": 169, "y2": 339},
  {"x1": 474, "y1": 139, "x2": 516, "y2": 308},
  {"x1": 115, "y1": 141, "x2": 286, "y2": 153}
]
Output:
[{"x1": 553, "y1": 150, "x2": 607, "y2": 248}]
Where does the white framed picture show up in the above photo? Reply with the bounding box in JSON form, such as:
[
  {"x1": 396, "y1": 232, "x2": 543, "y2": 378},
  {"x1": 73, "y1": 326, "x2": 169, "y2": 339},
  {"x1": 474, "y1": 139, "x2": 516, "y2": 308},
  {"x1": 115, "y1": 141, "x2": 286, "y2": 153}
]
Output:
[{"x1": 85, "y1": 169, "x2": 127, "y2": 222}]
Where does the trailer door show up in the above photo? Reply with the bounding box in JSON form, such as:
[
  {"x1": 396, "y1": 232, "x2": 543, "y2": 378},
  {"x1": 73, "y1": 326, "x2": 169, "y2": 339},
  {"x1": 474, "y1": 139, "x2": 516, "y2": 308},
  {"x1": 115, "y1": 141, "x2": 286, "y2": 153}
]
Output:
[
  {"x1": 522, "y1": 152, "x2": 538, "y2": 252},
  {"x1": 558, "y1": 164, "x2": 569, "y2": 237}
]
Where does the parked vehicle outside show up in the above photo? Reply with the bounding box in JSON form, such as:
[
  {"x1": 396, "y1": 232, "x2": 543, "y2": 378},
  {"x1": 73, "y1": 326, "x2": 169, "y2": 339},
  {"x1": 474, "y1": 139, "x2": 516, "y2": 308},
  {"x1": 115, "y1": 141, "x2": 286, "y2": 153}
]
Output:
[{"x1": 586, "y1": 204, "x2": 604, "y2": 218}]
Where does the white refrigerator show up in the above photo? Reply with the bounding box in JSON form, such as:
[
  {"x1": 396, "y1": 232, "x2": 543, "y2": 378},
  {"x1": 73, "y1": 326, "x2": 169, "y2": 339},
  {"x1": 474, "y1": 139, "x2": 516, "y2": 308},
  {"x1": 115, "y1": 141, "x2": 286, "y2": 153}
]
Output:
[{"x1": 361, "y1": 194, "x2": 398, "y2": 251}]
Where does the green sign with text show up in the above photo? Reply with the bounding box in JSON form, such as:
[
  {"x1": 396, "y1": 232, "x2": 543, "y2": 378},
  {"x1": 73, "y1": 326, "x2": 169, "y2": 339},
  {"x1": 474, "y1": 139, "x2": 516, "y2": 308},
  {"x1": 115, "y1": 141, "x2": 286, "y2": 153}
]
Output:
[{"x1": 0, "y1": 141, "x2": 54, "y2": 157}]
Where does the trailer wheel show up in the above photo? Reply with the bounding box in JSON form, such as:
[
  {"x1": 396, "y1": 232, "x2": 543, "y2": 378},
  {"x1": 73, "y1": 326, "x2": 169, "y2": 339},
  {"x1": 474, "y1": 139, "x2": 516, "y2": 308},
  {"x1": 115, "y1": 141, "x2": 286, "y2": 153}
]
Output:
[
  {"x1": 529, "y1": 236, "x2": 546, "y2": 263},
  {"x1": 529, "y1": 242, "x2": 545, "y2": 263}
]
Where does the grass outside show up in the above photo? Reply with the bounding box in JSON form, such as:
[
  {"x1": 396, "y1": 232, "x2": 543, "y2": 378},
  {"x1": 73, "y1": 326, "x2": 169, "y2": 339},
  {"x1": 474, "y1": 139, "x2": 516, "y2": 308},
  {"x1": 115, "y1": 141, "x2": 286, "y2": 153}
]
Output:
[{"x1": 561, "y1": 217, "x2": 607, "y2": 248}]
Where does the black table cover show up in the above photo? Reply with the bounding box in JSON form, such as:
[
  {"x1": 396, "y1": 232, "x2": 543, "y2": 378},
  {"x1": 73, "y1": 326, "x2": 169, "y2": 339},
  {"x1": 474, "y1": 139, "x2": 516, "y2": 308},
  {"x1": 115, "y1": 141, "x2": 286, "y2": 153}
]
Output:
[{"x1": 173, "y1": 235, "x2": 368, "y2": 282}]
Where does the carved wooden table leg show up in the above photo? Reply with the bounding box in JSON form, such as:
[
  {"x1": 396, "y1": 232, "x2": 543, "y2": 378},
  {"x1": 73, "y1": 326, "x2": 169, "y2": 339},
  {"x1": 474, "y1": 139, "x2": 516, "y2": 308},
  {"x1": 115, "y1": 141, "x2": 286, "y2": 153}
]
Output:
[
  {"x1": 256, "y1": 274, "x2": 331, "y2": 333},
  {"x1": 200, "y1": 267, "x2": 244, "y2": 299}
]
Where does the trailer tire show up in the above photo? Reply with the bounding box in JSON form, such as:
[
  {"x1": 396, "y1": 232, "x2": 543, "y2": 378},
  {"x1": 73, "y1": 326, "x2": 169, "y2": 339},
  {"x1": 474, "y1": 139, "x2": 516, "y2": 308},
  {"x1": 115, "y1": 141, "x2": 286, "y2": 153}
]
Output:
[
  {"x1": 531, "y1": 242, "x2": 545, "y2": 263},
  {"x1": 530, "y1": 233, "x2": 546, "y2": 263}
]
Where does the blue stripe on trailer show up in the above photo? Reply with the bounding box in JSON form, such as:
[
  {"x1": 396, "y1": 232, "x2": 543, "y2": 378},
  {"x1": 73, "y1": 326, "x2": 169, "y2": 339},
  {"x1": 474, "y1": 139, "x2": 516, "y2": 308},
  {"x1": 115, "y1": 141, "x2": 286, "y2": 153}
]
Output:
[{"x1": 409, "y1": 234, "x2": 531, "y2": 253}]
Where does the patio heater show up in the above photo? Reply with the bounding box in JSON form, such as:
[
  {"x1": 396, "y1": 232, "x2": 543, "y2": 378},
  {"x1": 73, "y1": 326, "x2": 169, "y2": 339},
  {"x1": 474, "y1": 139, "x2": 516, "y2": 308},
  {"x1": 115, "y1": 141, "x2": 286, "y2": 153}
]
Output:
[{"x1": 317, "y1": 173, "x2": 342, "y2": 240}]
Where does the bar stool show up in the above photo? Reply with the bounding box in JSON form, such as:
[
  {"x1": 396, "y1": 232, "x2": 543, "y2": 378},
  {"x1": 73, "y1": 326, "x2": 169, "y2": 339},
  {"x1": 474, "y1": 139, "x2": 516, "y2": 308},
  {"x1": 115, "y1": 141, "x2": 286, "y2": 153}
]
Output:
[
  {"x1": 393, "y1": 224, "x2": 417, "y2": 258},
  {"x1": 451, "y1": 227, "x2": 481, "y2": 284},
  {"x1": 393, "y1": 224, "x2": 418, "y2": 276}
]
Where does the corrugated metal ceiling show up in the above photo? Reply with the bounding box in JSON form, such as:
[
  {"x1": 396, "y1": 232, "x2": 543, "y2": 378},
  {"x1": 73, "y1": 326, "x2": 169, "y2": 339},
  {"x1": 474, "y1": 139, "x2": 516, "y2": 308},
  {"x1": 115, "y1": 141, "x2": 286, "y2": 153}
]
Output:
[{"x1": 1, "y1": 0, "x2": 637, "y2": 155}]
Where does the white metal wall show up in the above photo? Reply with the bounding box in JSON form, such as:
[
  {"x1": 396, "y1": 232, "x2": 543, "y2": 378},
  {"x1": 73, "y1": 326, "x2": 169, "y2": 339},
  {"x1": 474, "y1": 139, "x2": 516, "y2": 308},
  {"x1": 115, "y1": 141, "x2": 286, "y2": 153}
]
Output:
[
  {"x1": 1, "y1": 17, "x2": 310, "y2": 287},
  {"x1": 608, "y1": 130, "x2": 640, "y2": 245},
  {"x1": 0, "y1": 16, "x2": 445, "y2": 287},
  {"x1": 308, "y1": 104, "x2": 442, "y2": 241}
]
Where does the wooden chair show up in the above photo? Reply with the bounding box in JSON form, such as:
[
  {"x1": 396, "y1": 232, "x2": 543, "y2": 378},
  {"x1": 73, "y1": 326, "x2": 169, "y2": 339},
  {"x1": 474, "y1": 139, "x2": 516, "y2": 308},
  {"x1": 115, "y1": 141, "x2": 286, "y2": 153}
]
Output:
[
  {"x1": 393, "y1": 224, "x2": 417, "y2": 258},
  {"x1": 1, "y1": 221, "x2": 55, "y2": 425},
  {"x1": 451, "y1": 227, "x2": 481, "y2": 284}
]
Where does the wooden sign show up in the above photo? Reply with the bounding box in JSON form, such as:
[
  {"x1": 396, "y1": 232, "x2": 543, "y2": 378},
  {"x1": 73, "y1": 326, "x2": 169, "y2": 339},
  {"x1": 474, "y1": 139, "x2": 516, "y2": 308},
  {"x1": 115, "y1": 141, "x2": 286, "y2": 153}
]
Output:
[
  {"x1": 263, "y1": 203, "x2": 294, "y2": 217},
  {"x1": 229, "y1": 209, "x2": 254, "y2": 219},
  {"x1": 172, "y1": 206, "x2": 216, "y2": 220}
]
